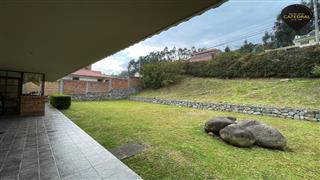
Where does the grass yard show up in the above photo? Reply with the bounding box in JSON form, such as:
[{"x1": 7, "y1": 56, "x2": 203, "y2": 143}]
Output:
[
  {"x1": 135, "y1": 77, "x2": 320, "y2": 109},
  {"x1": 62, "y1": 101, "x2": 320, "y2": 180}
]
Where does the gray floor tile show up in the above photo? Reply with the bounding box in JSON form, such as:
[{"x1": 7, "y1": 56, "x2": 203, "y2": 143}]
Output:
[
  {"x1": 0, "y1": 104, "x2": 141, "y2": 180},
  {"x1": 19, "y1": 167, "x2": 39, "y2": 180},
  {"x1": 78, "y1": 168, "x2": 102, "y2": 180},
  {"x1": 57, "y1": 162, "x2": 76, "y2": 178}
]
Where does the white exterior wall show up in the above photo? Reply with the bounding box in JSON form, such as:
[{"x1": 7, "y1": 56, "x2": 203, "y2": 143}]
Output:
[
  {"x1": 78, "y1": 77, "x2": 99, "y2": 82},
  {"x1": 62, "y1": 76, "x2": 101, "y2": 82}
]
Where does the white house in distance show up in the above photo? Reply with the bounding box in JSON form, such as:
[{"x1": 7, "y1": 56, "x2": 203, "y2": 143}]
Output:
[{"x1": 294, "y1": 30, "x2": 320, "y2": 47}]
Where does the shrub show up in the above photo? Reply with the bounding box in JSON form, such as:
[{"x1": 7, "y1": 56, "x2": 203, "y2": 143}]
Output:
[
  {"x1": 184, "y1": 46, "x2": 320, "y2": 78},
  {"x1": 312, "y1": 65, "x2": 320, "y2": 77},
  {"x1": 139, "y1": 46, "x2": 320, "y2": 89},
  {"x1": 141, "y1": 61, "x2": 185, "y2": 89},
  {"x1": 49, "y1": 94, "x2": 71, "y2": 110}
]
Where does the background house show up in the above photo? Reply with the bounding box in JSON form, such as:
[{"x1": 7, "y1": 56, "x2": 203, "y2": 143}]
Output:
[
  {"x1": 62, "y1": 65, "x2": 110, "y2": 82},
  {"x1": 45, "y1": 65, "x2": 142, "y2": 96},
  {"x1": 294, "y1": 30, "x2": 320, "y2": 47},
  {"x1": 190, "y1": 48, "x2": 222, "y2": 62}
]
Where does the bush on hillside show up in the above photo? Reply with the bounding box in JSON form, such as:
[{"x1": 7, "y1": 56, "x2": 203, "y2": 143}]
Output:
[
  {"x1": 312, "y1": 65, "x2": 320, "y2": 77},
  {"x1": 50, "y1": 94, "x2": 71, "y2": 110},
  {"x1": 141, "y1": 61, "x2": 185, "y2": 89},
  {"x1": 139, "y1": 46, "x2": 320, "y2": 88},
  {"x1": 185, "y1": 46, "x2": 320, "y2": 78}
]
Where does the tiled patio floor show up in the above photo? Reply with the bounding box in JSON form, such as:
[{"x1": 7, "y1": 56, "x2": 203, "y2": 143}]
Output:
[{"x1": 0, "y1": 105, "x2": 141, "y2": 180}]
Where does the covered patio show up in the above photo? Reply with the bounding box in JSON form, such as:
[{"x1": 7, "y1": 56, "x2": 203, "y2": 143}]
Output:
[
  {"x1": 0, "y1": 1, "x2": 226, "y2": 179},
  {"x1": 0, "y1": 104, "x2": 141, "y2": 180}
]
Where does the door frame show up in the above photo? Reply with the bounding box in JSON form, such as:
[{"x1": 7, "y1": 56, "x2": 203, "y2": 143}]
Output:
[{"x1": 0, "y1": 76, "x2": 22, "y2": 115}]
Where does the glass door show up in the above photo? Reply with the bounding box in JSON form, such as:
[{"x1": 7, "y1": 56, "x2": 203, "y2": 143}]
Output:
[{"x1": 0, "y1": 77, "x2": 21, "y2": 115}]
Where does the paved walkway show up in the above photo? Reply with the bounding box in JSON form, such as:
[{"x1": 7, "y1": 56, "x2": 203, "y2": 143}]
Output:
[{"x1": 0, "y1": 105, "x2": 141, "y2": 180}]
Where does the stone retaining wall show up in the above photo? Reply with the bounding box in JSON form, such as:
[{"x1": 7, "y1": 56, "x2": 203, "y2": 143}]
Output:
[
  {"x1": 128, "y1": 97, "x2": 320, "y2": 122},
  {"x1": 72, "y1": 88, "x2": 141, "y2": 101}
]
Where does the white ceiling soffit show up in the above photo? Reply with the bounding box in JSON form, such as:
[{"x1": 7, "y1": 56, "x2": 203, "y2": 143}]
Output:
[{"x1": 0, "y1": 0, "x2": 226, "y2": 81}]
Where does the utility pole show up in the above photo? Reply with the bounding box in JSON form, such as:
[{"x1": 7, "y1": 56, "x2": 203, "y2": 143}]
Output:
[{"x1": 314, "y1": 0, "x2": 319, "y2": 44}]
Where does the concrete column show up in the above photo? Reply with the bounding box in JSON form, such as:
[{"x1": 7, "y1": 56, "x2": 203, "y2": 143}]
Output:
[
  {"x1": 109, "y1": 78, "x2": 112, "y2": 91},
  {"x1": 58, "y1": 79, "x2": 64, "y2": 94},
  {"x1": 85, "y1": 81, "x2": 89, "y2": 93},
  {"x1": 314, "y1": 0, "x2": 319, "y2": 44},
  {"x1": 128, "y1": 76, "x2": 130, "y2": 88}
]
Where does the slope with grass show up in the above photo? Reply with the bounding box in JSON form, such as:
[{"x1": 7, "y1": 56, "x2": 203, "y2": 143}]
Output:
[
  {"x1": 62, "y1": 101, "x2": 320, "y2": 180},
  {"x1": 135, "y1": 77, "x2": 320, "y2": 109}
]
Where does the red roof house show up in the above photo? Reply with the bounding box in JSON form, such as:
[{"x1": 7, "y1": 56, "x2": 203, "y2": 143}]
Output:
[
  {"x1": 63, "y1": 65, "x2": 110, "y2": 82},
  {"x1": 190, "y1": 48, "x2": 222, "y2": 62}
]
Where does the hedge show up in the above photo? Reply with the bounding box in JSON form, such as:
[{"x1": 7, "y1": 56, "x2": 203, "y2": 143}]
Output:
[
  {"x1": 49, "y1": 94, "x2": 71, "y2": 110},
  {"x1": 184, "y1": 46, "x2": 320, "y2": 78},
  {"x1": 141, "y1": 61, "x2": 185, "y2": 89}
]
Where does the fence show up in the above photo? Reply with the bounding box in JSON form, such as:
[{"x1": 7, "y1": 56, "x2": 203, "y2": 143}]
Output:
[{"x1": 45, "y1": 77, "x2": 143, "y2": 96}]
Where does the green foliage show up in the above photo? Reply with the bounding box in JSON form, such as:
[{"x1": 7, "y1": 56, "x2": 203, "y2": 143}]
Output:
[
  {"x1": 128, "y1": 46, "x2": 205, "y2": 76},
  {"x1": 141, "y1": 61, "x2": 185, "y2": 89},
  {"x1": 224, "y1": 46, "x2": 231, "y2": 52},
  {"x1": 50, "y1": 94, "x2": 71, "y2": 110},
  {"x1": 137, "y1": 77, "x2": 320, "y2": 109},
  {"x1": 185, "y1": 46, "x2": 320, "y2": 78},
  {"x1": 237, "y1": 41, "x2": 265, "y2": 54},
  {"x1": 312, "y1": 65, "x2": 320, "y2": 77},
  {"x1": 238, "y1": 40, "x2": 256, "y2": 53}
]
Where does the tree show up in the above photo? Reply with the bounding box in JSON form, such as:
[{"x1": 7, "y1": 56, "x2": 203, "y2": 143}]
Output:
[
  {"x1": 224, "y1": 46, "x2": 231, "y2": 52},
  {"x1": 117, "y1": 70, "x2": 129, "y2": 78},
  {"x1": 141, "y1": 61, "x2": 184, "y2": 89},
  {"x1": 127, "y1": 46, "x2": 204, "y2": 76},
  {"x1": 128, "y1": 59, "x2": 138, "y2": 76},
  {"x1": 238, "y1": 40, "x2": 256, "y2": 53},
  {"x1": 262, "y1": 32, "x2": 276, "y2": 49}
]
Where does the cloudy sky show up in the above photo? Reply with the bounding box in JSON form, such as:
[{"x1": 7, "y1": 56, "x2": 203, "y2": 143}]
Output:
[{"x1": 93, "y1": 0, "x2": 300, "y2": 75}]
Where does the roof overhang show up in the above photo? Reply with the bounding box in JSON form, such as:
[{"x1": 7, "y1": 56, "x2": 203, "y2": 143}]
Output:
[{"x1": 0, "y1": 0, "x2": 226, "y2": 81}]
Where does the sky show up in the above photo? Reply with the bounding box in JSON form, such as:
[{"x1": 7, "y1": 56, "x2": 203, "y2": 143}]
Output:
[{"x1": 93, "y1": 0, "x2": 300, "y2": 75}]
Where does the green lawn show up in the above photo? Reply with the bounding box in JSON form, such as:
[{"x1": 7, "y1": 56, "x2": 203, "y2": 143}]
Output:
[
  {"x1": 62, "y1": 100, "x2": 320, "y2": 180},
  {"x1": 135, "y1": 77, "x2": 320, "y2": 109}
]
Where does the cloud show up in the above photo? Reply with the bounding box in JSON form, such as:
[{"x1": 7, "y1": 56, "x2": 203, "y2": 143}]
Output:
[
  {"x1": 92, "y1": 56, "x2": 126, "y2": 75},
  {"x1": 93, "y1": 0, "x2": 299, "y2": 74},
  {"x1": 120, "y1": 42, "x2": 164, "y2": 59},
  {"x1": 92, "y1": 42, "x2": 165, "y2": 75}
]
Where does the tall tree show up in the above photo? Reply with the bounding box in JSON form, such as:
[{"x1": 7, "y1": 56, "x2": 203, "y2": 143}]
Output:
[
  {"x1": 224, "y1": 46, "x2": 231, "y2": 52},
  {"x1": 127, "y1": 46, "x2": 205, "y2": 75},
  {"x1": 238, "y1": 40, "x2": 256, "y2": 53}
]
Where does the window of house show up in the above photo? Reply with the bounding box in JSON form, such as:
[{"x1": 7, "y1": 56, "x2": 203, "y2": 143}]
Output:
[
  {"x1": 72, "y1": 77, "x2": 79, "y2": 81},
  {"x1": 22, "y1": 73, "x2": 44, "y2": 96},
  {"x1": 97, "y1": 79, "x2": 103, "y2": 82},
  {"x1": 300, "y1": 40, "x2": 309, "y2": 45}
]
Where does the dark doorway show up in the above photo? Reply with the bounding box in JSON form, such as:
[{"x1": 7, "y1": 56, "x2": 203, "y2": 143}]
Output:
[{"x1": 0, "y1": 72, "x2": 22, "y2": 115}]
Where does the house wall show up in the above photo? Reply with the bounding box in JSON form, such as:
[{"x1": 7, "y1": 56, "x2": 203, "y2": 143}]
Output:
[
  {"x1": 129, "y1": 77, "x2": 143, "y2": 88},
  {"x1": 44, "y1": 81, "x2": 59, "y2": 95},
  {"x1": 20, "y1": 96, "x2": 46, "y2": 116},
  {"x1": 63, "y1": 80, "x2": 87, "y2": 94},
  {"x1": 87, "y1": 81, "x2": 110, "y2": 93},
  {"x1": 110, "y1": 77, "x2": 128, "y2": 90}
]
